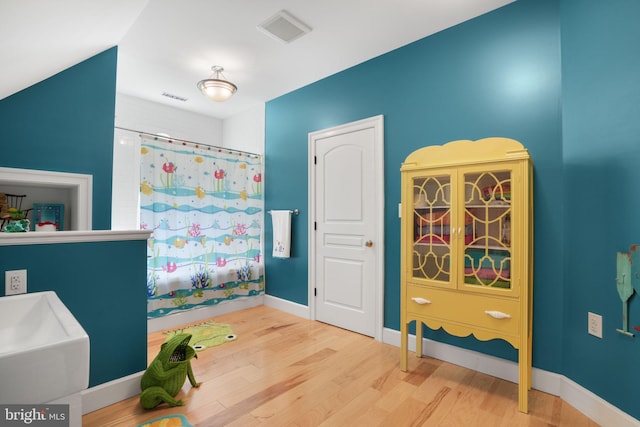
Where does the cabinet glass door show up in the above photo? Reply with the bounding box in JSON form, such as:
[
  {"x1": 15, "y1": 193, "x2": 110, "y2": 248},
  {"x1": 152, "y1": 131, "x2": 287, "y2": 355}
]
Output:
[
  {"x1": 463, "y1": 169, "x2": 512, "y2": 290},
  {"x1": 412, "y1": 174, "x2": 452, "y2": 284}
]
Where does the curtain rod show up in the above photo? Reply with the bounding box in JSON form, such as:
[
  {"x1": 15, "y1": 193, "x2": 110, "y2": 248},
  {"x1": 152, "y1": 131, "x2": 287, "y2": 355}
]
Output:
[{"x1": 114, "y1": 126, "x2": 261, "y2": 158}]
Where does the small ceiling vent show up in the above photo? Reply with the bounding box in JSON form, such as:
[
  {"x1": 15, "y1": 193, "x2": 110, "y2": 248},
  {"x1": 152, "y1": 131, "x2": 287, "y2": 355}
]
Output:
[
  {"x1": 162, "y1": 92, "x2": 188, "y2": 102},
  {"x1": 257, "y1": 10, "x2": 311, "y2": 44}
]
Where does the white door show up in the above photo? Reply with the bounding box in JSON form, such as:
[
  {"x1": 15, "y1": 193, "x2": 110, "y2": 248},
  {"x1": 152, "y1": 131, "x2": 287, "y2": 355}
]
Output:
[{"x1": 309, "y1": 116, "x2": 384, "y2": 338}]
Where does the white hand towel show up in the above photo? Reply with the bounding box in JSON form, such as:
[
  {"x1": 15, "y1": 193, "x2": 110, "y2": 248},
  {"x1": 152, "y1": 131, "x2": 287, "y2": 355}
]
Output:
[{"x1": 271, "y1": 210, "x2": 292, "y2": 258}]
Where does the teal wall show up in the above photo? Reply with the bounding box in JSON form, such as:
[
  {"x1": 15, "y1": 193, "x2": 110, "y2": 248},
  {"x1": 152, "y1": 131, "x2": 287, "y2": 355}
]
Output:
[
  {"x1": 265, "y1": 0, "x2": 640, "y2": 420},
  {"x1": 0, "y1": 47, "x2": 148, "y2": 388},
  {"x1": 0, "y1": 240, "x2": 147, "y2": 387},
  {"x1": 266, "y1": 0, "x2": 563, "y2": 370},
  {"x1": 0, "y1": 47, "x2": 116, "y2": 230},
  {"x1": 266, "y1": 0, "x2": 640, "y2": 420},
  {"x1": 561, "y1": 0, "x2": 640, "y2": 418}
]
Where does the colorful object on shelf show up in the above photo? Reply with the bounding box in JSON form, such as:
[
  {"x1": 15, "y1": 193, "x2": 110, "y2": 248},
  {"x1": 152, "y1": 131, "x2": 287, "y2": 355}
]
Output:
[
  {"x1": 465, "y1": 248, "x2": 510, "y2": 268},
  {"x1": 615, "y1": 251, "x2": 635, "y2": 337},
  {"x1": 0, "y1": 193, "x2": 31, "y2": 231},
  {"x1": 414, "y1": 211, "x2": 474, "y2": 245},
  {"x1": 35, "y1": 221, "x2": 57, "y2": 232},
  {"x1": 482, "y1": 183, "x2": 511, "y2": 201},
  {"x1": 416, "y1": 233, "x2": 473, "y2": 245},
  {"x1": 415, "y1": 209, "x2": 450, "y2": 226},
  {"x1": 32, "y1": 203, "x2": 64, "y2": 231},
  {"x1": 414, "y1": 210, "x2": 473, "y2": 227},
  {"x1": 5, "y1": 206, "x2": 26, "y2": 219},
  {"x1": 0, "y1": 193, "x2": 7, "y2": 218},
  {"x1": 464, "y1": 267, "x2": 510, "y2": 280},
  {"x1": 464, "y1": 248, "x2": 511, "y2": 287},
  {"x1": 2, "y1": 218, "x2": 30, "y2": 232}
]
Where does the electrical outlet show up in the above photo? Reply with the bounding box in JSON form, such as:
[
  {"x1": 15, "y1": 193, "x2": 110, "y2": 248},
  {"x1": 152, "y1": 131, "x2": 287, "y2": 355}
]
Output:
[
  {"x1": 588, "y1": 312, "x2": 602, "y2": 338},
  {"x1": 5, "y1": 269, "x2": 27, "y2": 296}
]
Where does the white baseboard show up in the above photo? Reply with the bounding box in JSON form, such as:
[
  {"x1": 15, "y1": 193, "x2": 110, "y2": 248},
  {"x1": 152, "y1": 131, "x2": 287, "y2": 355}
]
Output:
[
  {"x1": 264, "y1": 294, "x2": 310, "y2": 319},
  {"x1": 49, "y1": 392, "x2": 82, "y2": 427},
  {"x1": 559, "y1": 376, "x2": 640, "y2": 427},
  {"x1": 81, "y1": 371, "x2": 143, "y2": 415},
  {"x1": 382, "y1": 327, "x2": 639, "y2": 427},
  {"x1": 147, "y1": 295, "x2": 265, "y2": 333}
]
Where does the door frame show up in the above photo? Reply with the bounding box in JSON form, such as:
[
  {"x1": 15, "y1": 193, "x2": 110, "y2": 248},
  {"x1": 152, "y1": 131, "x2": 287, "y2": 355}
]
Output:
[{"x1": 308, "y1": 115, "x2": 385, "y2": 341}]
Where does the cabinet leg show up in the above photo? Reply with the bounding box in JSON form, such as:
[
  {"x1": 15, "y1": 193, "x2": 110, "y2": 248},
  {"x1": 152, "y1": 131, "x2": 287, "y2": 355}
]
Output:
[
  {"x1": 400, "y1": 321, "x2": 408, "y2": 371},
  {"x1": 518, "y1": 345, "x2": 530, "y2": 413},
  {"x1": 415, "y1": 321, "x2": 423, "y2": 358},
  {"x1": 528, "y1": 330, "x2": 533, "y2": 390}
]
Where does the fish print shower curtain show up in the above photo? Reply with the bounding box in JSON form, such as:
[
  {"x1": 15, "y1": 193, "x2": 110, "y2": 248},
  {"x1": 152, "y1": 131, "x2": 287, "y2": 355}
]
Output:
[{"x1": 140, "y1": 136, "x2": 264, "y2": 318}]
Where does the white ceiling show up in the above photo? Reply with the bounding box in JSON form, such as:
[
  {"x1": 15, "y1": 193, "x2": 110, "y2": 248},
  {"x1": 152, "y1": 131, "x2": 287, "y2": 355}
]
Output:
[{"x1": 1, "y1": 0, "x2": 515, "y2": 120}]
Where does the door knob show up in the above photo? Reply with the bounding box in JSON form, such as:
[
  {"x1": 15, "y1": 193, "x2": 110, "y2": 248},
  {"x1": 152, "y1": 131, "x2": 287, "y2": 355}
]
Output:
[{"x1": 365, "y1": 240, "x2": 374, "y2": 247}]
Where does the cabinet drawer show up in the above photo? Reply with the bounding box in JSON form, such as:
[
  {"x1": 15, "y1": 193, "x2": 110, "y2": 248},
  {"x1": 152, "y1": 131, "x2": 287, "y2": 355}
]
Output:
[{"x1": 406, "y1": 284, "x2": 520, "y2": 335}]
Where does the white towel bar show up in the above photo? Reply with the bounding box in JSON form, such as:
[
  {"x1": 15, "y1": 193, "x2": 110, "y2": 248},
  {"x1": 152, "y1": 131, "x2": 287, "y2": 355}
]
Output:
[{"x1": 268, "y1": 209, "x2": 299, "y2": 215}]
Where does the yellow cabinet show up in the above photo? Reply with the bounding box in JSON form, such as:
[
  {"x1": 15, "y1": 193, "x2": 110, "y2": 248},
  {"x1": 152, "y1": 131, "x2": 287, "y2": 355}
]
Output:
[{"x1": 399, "y1": 138, "x2": 533, "y2": 413}]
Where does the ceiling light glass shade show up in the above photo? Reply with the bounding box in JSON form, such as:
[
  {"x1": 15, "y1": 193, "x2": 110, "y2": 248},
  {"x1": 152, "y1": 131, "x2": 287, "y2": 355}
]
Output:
[{"x1": 197, "y1": 66, "x2": 237, "y2": 102}]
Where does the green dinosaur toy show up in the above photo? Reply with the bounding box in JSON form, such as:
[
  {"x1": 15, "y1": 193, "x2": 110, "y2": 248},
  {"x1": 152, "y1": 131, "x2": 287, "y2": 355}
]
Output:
[{"x1": 140, "y1": 333, "x2": 201, "y2": 409}]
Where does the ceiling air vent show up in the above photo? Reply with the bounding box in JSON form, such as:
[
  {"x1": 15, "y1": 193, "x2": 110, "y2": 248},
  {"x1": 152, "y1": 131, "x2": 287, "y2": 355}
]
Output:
[
  {"x1": 162, "y1": 92, "x2": 188, "y2": 102},
  {"x1": 257, "y1": 10, "x2": 311, "y2": 44}
]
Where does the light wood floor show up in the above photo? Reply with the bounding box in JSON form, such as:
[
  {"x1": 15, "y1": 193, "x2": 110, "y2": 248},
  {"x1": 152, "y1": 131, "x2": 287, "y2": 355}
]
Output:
[{"x1": 82, "y1": 306, "x2": 598, "y2": 427}]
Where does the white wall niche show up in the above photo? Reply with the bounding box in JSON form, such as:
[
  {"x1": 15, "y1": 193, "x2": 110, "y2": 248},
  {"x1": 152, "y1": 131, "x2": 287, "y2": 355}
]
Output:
[{"x1": 0, "y1": 167, "x2": 92, "y2": 231}]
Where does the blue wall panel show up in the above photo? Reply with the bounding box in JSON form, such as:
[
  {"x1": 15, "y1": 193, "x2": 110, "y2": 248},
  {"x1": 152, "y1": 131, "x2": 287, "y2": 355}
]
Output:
[
  {"x1": 0, "y1": 47, "x2": 117, "y2": 230},
  {"x1": 561, "y1": 0, "x2": 640, "y2": 419},
  {"x1": 0, "y1": 240, "x2": 148, "y2": 387},
  {"x1": 0, "y1": 47, "x2": 148, "y2": 388},
  {"x1": 266, "y1": 0, "x2": 564, "y2": 372}
]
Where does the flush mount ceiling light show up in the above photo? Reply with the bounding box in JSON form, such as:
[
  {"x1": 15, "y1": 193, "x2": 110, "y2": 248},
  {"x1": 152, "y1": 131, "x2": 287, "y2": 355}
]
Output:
[{"x1": 197, "y1": 66, "x2": 237, "y2": 102}]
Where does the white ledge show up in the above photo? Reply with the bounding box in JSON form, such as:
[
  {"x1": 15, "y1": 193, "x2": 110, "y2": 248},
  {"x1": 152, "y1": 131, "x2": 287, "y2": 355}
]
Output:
[{"x1": 0, "y1": 230, "x2": 151, "y2": 246}]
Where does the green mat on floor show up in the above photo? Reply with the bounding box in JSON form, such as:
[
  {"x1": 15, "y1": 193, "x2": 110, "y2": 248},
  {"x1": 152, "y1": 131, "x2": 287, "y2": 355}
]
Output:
[{"x1": 163, "y1": 320, "x2": 237, "y2": 351}]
